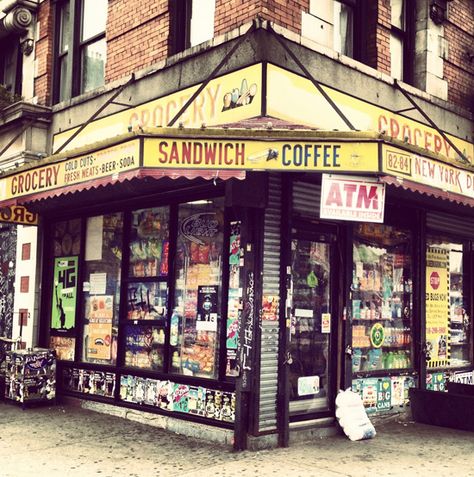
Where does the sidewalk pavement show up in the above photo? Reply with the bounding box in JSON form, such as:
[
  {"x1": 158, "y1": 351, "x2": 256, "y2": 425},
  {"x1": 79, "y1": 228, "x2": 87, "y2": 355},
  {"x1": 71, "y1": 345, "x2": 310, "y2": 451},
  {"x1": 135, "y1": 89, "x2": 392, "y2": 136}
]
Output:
[{"x1": 1, "y1": 400, "x2": 473, "y2": 477}]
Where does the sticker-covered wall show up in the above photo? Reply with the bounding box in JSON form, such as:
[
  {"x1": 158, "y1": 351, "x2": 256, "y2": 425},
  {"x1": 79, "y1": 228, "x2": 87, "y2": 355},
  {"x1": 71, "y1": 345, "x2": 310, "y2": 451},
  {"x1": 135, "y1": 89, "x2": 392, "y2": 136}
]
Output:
[{"x1": 0, "y1": 225, "x2": 17, "y2": 340}]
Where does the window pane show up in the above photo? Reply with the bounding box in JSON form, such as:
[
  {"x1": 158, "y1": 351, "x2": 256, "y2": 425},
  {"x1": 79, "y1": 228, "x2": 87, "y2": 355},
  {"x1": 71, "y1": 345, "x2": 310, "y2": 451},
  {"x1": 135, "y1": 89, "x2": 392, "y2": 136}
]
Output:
[
  {"x1": 129, "y1": 207, "x2": 170, "y2": 278},
  {"x1": 49, "y1": 219, "x2": 82, "y2": 361},
  {"x1": 81, "y1": 0, "x2": 108, "y2": 41},
  {"x1": 124, "y1": 325, "x2": 165, "y2": 370},
  {"x1": 336, "y1": 2, "x2": 353, "y2": 56},
  {"x1": 391, "y1": 0, "x2": 404, "y2": 29},
  {"x1": 127, "y1": 282, "x2": 168, "y2": 321},
  {"x1": 390, "y1": 33, "x2": 404, "y2": 80},
  {"x1": 352, "y1": 224, "x2": 413, "y2": 373},
  {"x1": 426, "y1": 238, "x2": 471, "y2": 369},
  {"x1": 81, "y1": 38, "x2": 106, "y2": 93},
  {"x1": 226, "y1": 221, "x2": 243, "y2": 377},
  {"x1": 82, "y1": 213, "x2": 123, "y2": 365},
  {"x1": 59, "y1": 1, "x2": 70, "y2": 53},
  {"x1": 190, "y1": 0, "x2": 215, "y2": 47},
  {"x1": 172, "y1": 198, "x2": 224, "y2": 379},
  {"x1": 58, "y1": 55, "x2": 69, "y2": 102}
]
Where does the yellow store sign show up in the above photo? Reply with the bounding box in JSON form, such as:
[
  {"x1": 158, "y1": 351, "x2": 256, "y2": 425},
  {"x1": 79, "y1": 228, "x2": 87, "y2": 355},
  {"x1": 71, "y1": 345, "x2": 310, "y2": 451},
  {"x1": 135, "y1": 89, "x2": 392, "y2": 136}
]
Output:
[
  {"x1": 381, "y1": 144, "x2": 474, "y2": 200},
  {"x1": 143, "y1": 138, "x2": 379, "y2": 172},
  {"x1": 267, "y1": 63, "x2": 473, "y2": 164},
  {"x1": 0, "y1": 140, "x2": 140, "y2": 201},
  {"x1": 53, "y1": 64, "x2": 262, "y2": 153}
]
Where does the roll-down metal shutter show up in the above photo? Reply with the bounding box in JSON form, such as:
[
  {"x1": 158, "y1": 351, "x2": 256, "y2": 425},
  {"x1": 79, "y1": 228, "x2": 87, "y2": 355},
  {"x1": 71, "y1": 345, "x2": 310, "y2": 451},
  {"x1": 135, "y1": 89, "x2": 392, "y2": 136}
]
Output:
[
  {"x1": 258, "y1": 173, "x2": 282, "y2": 432},
  {"x1": 292, "y1": 181, "x2": 321, "y2": 219},
  {"x1": 426, "y1": 211, "x2": 474, "y2": 239}
]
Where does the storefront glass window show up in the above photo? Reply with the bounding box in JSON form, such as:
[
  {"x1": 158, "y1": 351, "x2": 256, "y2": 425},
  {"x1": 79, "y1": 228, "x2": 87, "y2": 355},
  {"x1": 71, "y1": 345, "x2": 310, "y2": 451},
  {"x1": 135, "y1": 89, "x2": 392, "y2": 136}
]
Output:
[
  {"x1": 82, "y1": 213, "x2": 123, "y2": 365},
  {"x1": 49, "y1": 218, "x2": 82, "y2": 361},
  {"x1": 129, "y1": 207, "x2": 170, "y2": 277},
  {"x1": 171, "y1": 198, "x2": 224, "y2": 379},
  {"x1": 352, "y1": 224, "x2": 413, "y2": 373},
  {"x1": 226, "y1": 221, "x2": 243, "y2": 377},
  {"x1": 125, "y1": 207, "x2": 170, "y2": 371},
  {"x1": 426, "y1": 237, "x2": 471, "y2": 369}
]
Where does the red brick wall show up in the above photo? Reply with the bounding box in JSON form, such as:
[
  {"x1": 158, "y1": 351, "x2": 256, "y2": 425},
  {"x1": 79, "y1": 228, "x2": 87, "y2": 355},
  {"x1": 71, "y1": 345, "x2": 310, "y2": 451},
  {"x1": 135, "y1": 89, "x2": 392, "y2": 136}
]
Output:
[
  {"x1": 214, "y1": 0, "x2": 308, "y2": 36},
  {"x1": 34, "y1": 1, "x2": 54, "y2": 105},
  {"x1": 105, "y1": 0, "x2": 170, "y2": 83},
  {"x1": 444, "y1": 0, "x2": 474, "y2": 111}
]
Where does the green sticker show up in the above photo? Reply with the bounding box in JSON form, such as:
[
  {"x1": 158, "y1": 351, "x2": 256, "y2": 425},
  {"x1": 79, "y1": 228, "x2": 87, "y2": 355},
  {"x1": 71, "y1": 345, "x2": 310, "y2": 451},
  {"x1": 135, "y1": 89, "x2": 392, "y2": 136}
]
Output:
[
  {"x1": 370, "y1": 323, "x2": 385, "y2": 348},
  {"x1": 306, "y1": 271, "x2": 318, "y2": 288}
]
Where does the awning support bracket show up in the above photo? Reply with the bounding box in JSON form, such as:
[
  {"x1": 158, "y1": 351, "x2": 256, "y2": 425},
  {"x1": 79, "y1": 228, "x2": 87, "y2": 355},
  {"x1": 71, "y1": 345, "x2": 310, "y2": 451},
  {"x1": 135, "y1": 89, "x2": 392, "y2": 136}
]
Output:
[
  {"x1": 167, "y1": 21, "x2": 257, "y2": 127},
  {"x1": 394, "y1": 80, "x2": 470, "y2": 164},
  {"x1": 267, "y1": 23, "x2": 357, "y2": 131},
  {"x1": 53, "y1": 73, "x2": 136, "y2": 155}
]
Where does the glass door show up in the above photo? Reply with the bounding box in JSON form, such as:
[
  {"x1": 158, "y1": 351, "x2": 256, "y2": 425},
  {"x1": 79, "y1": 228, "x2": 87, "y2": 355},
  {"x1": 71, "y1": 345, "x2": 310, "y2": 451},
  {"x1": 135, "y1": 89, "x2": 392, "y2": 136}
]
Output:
[{"x1": 288, "y1": 233, "x2": 335, "y2": 416}]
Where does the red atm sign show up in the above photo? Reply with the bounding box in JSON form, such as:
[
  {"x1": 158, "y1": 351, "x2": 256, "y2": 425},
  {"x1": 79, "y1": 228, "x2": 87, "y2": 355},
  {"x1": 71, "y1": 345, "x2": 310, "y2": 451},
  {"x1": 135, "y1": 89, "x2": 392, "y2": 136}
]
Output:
[{"x1": 320, "y1": 174, "x2": 385, "y2": 223}]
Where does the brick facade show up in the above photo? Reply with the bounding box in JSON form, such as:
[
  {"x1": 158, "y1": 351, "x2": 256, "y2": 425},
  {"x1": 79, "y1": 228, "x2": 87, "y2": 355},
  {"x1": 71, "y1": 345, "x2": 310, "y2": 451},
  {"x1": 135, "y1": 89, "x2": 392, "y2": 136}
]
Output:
[
  {"x1": 444, "y1": 0, "x2": 474, "y2": 110},
  {"x1": 106, "y1": 0, "x2": 171, "y2": 83},
  {"x1": 32, "y1": 0, "x2": 473, "y2": 113},
  {"x1": 34, "y1": 0, "x2": 54, "y2": 105}
]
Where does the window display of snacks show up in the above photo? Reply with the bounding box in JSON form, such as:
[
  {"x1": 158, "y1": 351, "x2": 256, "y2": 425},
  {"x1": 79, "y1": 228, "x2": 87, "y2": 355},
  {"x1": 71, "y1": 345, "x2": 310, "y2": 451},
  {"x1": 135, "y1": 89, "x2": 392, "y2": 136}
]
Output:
[
  {"x1": 129, "y1": 207, "x2": 169, "y2": 278},
  {"x1": 127, "y1": 282, "x2": 167, "y2": 321},
  {"x1": 124, "y1": 325, "x2": 165, "y2": 371},
  {"x1": 351, "y1": 224, "x2": 413, "y2": 373},
  {"x1": 172, "y1": 199, "x2": 224, "y2": 379},
  {"x1": 426, "y1": 238, "x2": 472, "y2": 369},
  {"x1": 82, "y1": 213, "x2": 123, "y2": 366}
]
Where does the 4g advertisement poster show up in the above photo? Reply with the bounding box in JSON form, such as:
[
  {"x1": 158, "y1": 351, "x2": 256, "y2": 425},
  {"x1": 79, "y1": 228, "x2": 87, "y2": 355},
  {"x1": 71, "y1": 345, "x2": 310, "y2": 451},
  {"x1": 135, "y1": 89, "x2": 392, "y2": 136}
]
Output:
[{"x1": 51, "y1": 256, "x2": 78, "y2": 332}]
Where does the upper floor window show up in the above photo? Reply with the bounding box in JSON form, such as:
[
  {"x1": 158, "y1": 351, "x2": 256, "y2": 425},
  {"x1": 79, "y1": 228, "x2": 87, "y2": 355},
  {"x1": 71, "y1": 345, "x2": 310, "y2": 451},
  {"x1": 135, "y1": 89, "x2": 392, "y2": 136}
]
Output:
[
  {"x1": 54, "y1": 0, "x2": 108, "y2": 103},
  {"x1": 171, "y1": 0, "x2": 216, "y2": 54},
  {"x1": 0, "y1": 36, "x2": 22, "y2": 98},
  {"x1": 390, "y1": 0, "x2": 413, "y2": 82},
  {"x1": 302, "y1": 0, "x2": 356, "y2": 57}
]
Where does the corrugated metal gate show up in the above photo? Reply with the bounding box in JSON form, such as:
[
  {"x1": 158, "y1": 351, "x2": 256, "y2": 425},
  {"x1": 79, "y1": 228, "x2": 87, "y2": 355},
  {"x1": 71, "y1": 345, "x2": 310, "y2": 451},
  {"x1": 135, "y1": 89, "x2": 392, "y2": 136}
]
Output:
[
  {"x1": 258, "y1": 173, "x2": 282, "y2": 432},
  {"x1": 426, "y1": 211, "x2": 474, "y2": 239}
]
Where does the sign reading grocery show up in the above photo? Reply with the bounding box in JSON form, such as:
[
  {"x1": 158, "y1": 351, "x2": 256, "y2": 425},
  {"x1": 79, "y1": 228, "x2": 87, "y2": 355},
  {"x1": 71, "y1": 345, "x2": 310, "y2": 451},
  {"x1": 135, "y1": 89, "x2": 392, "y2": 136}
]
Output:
[
  {"x1": 320, "y1": 174, "x2": 386, "y2": 222},
  {"x1": 0, "y1": 140, "x2": 140, "y2": 201},
  {"x1": 0, "y1": 205, "x2": 38, "y2": 225},
  {"x1": 53, "y1": 64, "x2": 262, "y2": 152},
  {"x1": 143, "y1": 138, "x2": 379, "y2": 172},
  {"x1": 382, "y1": 145, "x2": 474, "y2": 200},
  {"x1": 267, "y1": 63, "x2": 473, "y2": 164}
]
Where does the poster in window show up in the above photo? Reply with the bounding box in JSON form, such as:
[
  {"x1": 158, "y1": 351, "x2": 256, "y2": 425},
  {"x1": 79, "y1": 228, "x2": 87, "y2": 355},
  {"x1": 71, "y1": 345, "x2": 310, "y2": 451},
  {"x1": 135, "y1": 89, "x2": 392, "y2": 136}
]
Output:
[
  {"x1": 196, "y1": 285, "x2": 218, "y2": 331},
  {"x1": 51, "y1": 256, "x2": 78, "y2": 331},
  {"x1": 86, "y1": 295, "x2": 113, "y2": 360},
  {"x1": 50, "y1": 336, "x2": 75, "y2": 361},
  {"x1": 426, "y1": 247, "x2": 450, "y2": 368}
]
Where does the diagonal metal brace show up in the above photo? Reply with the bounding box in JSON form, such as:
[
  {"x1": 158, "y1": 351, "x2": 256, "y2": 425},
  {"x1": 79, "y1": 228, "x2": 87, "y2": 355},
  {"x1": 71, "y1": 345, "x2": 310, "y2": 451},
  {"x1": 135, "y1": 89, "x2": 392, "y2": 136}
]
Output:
[
  {"x1": 394, "y1": 80, "x2": 470, "y2": 164},
  {"x1": 267, "y1": 23, "x2": 356, "y2": 131},
  {"x1": 53, "y1": 73, "x2": 136, "y2": 155},
  {"x1": 167, "y1": 21, "x2": 257, "y2": 127}
]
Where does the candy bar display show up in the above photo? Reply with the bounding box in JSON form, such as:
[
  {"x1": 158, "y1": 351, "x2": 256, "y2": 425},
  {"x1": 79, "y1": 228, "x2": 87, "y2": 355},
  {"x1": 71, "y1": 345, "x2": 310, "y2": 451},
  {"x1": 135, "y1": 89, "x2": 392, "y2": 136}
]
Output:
[
  {"x1": 129, "y1": 207, "x2": 169, "y2": 278},
  {"x1": 172, "y1": 199, "x2": 224, "y2": 379},
  {"x1": 5, "y1": 348, "x2": 56, "y2": 403},
  {"x1": 351, "y1": 224, "x2": 414, "y2": 373},
  {"x1": 124, "y1": 325, "x2": 165, "y2": 370}
]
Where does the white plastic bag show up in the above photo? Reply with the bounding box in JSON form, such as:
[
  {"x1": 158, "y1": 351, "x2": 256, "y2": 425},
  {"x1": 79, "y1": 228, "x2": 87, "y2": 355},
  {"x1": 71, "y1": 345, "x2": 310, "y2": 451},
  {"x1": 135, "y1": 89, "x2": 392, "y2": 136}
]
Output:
[{"x1": 335, "y1": 388, "x2": 376, "y2": 441}]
